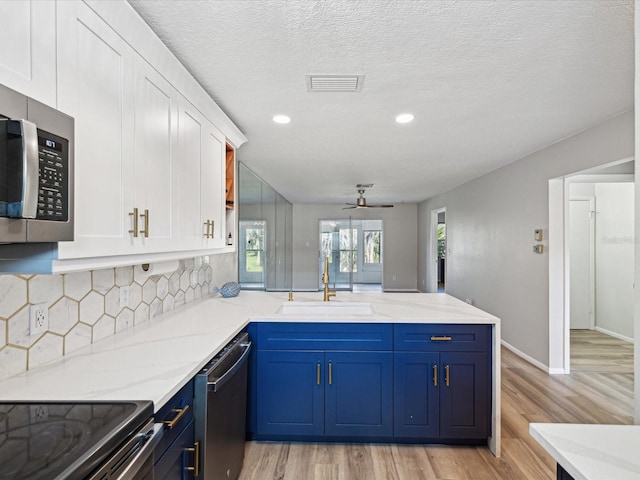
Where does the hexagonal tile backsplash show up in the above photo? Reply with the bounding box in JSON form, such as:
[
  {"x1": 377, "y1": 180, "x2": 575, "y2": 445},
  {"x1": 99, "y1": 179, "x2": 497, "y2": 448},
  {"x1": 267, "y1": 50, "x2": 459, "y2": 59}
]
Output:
[{"x1": 0, "y1": 257, "x2": 214, "y2": 381}]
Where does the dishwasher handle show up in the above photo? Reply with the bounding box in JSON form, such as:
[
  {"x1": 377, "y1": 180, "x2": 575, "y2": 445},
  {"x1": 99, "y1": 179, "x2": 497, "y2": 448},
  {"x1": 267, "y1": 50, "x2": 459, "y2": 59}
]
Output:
[{"x1": 208, "y1": 341, "x2": 252, "y2": 392}]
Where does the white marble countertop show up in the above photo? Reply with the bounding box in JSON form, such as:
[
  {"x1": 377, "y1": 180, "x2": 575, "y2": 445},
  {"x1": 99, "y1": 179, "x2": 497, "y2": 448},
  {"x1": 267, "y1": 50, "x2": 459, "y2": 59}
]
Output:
[
  {"x1": 0, "y1": 291, "x2": 499, "y2": 413},
  {"x1": 530, "y1": 423, "x2": 640, "y2": 480}
]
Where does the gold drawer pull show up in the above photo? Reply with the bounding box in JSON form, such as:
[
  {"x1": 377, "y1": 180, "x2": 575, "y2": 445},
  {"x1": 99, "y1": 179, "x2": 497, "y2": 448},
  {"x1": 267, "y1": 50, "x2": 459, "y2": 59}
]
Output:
[
  {"x1": 433, "y1": 364, "x2": 438, "y2": 386},
  {"x1": 445, "y1": 365, "x2": 450, "y2": 387},
  {"x1": 430, "y1": 336, "x2": 452, "y2": 341},
  {"x1": 128, "y1": 208, "x2": 139, "y2": 237},
  {"x1": 163, "y1": 404, "x2": 190, "y2": 429},
  {"x1": 140, "y1": 209, "x2": 149, "y2": 237},
  {"x1": 185, "y1": 441, "x2": 200, "y2": 476}
]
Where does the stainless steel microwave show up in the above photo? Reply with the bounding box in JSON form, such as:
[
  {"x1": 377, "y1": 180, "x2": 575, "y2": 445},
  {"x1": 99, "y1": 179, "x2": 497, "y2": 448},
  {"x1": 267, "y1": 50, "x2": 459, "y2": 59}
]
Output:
[{"x1": 0, "y1": 83, "x2": 74, "y2": 243}]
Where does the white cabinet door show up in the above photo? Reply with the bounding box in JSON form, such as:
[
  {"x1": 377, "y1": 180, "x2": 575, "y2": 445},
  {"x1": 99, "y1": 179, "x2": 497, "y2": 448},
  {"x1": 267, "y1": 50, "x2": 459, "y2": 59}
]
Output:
[
  {"x1": 133, "y1": 57, "x2": 180, "y2": 253},
  {"x1": 56, "y1": 1, "x2": 136, "y2": 259},
  {"x1": 0, "y1": 0, "x2": 56, "y2": 105},
  {"x1": 201, "y1": 122, "x2": 226, "y2": 249},
  {"x1": 177, "y1": 98, "x2": 205, "y2": 250}
]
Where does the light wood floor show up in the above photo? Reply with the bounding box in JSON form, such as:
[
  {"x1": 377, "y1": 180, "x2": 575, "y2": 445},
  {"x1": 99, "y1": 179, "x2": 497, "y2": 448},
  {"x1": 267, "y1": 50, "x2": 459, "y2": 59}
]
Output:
[{"x1": 239, "y1": 343, "x2": 634, "y2": 480}]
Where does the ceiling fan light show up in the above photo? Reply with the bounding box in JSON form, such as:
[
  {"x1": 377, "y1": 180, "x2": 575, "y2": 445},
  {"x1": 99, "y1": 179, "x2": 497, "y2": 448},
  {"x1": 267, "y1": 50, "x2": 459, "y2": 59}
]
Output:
[
  {"x1": 395, "y1": 113, "x2": 414, "y2": 124},
  {"x1": 273, "y1": 114, "x2": 292, "y2": 124}
]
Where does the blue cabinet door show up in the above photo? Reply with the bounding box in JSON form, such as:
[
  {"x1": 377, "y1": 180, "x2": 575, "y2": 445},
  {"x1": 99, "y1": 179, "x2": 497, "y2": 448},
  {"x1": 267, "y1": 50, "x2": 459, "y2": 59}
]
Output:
[
  {"x1": 439, "y1": 352, "x2": 489, "y2": 439},
  {"x1": 325, "y1": 351, "x2": 393, "y2": 437},
  {"x1": 154, "y1": 419, "x2": 195, "y2": 480},
  {"x1": 393, "y1": 351, "x2": 439, "y2": 438},
  {"x1": 257, "y1": 350, "x2": 325, "y2": 436}
]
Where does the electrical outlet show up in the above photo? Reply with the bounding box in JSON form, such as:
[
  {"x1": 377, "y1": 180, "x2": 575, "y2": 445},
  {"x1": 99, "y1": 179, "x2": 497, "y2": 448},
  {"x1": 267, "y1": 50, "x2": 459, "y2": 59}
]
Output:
[
  {"x1": 120, "y1": 286, "x2": 130, "y2": 308},
  {"x1": 29, "y1": 303, "x2": 49, "y2": 335}
]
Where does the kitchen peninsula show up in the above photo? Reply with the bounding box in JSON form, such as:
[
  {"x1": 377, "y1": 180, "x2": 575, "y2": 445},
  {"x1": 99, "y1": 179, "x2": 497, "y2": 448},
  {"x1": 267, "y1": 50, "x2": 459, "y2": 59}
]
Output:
[{"x1": 0, "y1": 291, "x2": 501, "y2": 456}]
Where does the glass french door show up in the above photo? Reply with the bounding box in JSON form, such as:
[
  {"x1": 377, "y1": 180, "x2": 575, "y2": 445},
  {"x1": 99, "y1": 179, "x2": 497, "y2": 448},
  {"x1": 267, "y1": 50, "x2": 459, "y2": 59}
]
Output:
[
  {"x1": 319, "y1": 219, "x2": 383, "y2": 291},
  {"x1": 239, "y1": 220, "x2": 266, "y2": 289}
]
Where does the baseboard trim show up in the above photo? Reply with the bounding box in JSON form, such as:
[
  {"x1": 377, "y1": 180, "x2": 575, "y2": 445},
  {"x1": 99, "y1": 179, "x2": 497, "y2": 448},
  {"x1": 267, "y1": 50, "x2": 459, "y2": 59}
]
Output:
[
  {"x1": 594, "y1": 326, "x2": 634, "y2": 344},
  {"x1": 501, "y1": 340, "x2": 563, "y2": 374}
]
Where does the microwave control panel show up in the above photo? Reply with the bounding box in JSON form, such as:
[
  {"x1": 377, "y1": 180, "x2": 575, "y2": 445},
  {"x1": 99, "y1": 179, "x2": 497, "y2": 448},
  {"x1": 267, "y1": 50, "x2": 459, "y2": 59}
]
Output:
[{"x1": 37, "y1": 131, "x2": 69, "y2": 222}]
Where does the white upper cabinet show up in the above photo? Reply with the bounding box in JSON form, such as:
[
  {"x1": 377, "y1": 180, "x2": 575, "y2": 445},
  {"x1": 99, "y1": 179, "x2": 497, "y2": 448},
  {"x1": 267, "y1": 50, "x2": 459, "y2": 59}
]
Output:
[
  {"x1": 133, "y1": 57, "x2": 180, "y2": 253},
  {"x1": 0, "y1": 0, "x2": 56, "y2": 106},
  {"x1": 0, "y1": 1, "x2": 245, "y2": 271},
  {"x1": 56, "y1": 0, "x2": 136, "y2": 260},
  {"x1": 177, "y1": 98, "x2": 206, "y2": 251},
  {"x1": 201, "y1": 123, "x2": 226, "y2": 249}
]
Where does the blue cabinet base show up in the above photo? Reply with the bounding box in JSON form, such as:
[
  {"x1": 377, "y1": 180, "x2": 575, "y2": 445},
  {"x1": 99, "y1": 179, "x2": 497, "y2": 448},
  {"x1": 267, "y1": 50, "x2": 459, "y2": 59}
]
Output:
[{"x1": 251, "y1": 432, "x2": 487, "y2": 447}]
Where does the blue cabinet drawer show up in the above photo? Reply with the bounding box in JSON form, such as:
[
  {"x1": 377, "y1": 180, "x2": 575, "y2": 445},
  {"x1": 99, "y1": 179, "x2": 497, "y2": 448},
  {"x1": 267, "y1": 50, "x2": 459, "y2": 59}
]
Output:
[
  {"x1": 394, "y1": 324, "x2": 490, "y2": 352},
  {"x1": 154, "y1": 419, "x2": 196, "y2": 480},
  {"x1": 155, "y1": 379, "x2": 194, "y2": 460},
  {"x1": 257, "y1": 322, "x2": 393, "y2": 351}
]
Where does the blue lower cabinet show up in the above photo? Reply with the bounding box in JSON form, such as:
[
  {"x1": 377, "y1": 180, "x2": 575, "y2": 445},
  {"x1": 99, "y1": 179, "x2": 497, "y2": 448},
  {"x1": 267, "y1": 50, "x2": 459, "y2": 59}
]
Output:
[
  {"x1": 257, "y1": 350, "x2": 325, "y2": 436},
  {"x1": 439, "y1": 352, "x2": 489, "y2": 439},
  {"x1": 394, "y1": 351, "x2": 489, "y2": 441},
  {"x1": 393, "y1": 352, "x2": 440, "y2": 438},
  {"x1": 325, "y1": 351, "x2": 393, "y2": 437},
  {"x1": 255, "y1": 349, "x2": 393, "y2": 439},
  {"x1": 154, "y1": 419, "x2": 196, "y2": 480}
]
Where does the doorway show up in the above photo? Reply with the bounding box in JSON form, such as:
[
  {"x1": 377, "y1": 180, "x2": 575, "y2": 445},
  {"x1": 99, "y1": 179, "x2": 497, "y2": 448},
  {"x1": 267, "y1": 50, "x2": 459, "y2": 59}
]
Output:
[
  {"x1": 430, "y1": 208, "x2": 446, "y2": 293},
  {"x1": 239, "y1": 220, "x2": 266, "y2": 289},
  {"x1": 548, "y1": 158, "x2": 634, "y2": 375},
  {"x1": 318, "y1": 219, "x2": 383, "y2": 291}
]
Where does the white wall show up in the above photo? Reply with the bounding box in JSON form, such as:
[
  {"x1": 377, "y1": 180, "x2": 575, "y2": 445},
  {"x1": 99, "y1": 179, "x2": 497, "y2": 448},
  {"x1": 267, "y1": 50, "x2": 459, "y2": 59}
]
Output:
[
  {"x1": 418, "y1": 110, "x2": 634, "y2": 367},
  {"x1": 293, "y1": 204, "x2": 418, "y2": 291},
  {"x1": 594, "y1": 183, "x2": 635, "y2": 339}
]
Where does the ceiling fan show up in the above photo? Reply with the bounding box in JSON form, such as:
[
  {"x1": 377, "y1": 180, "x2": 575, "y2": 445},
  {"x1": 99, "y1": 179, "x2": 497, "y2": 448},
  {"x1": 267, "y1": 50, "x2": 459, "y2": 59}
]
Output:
[{"x1": 343, "y1": 187, "x2": 394, "y2": 209}]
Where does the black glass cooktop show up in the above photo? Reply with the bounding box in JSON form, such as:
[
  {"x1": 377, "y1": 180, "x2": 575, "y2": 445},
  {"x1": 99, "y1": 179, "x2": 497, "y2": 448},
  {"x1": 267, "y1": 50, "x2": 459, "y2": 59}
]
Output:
[{"x1": 0, "y1": 401, "x2": 153, "y2": 480}]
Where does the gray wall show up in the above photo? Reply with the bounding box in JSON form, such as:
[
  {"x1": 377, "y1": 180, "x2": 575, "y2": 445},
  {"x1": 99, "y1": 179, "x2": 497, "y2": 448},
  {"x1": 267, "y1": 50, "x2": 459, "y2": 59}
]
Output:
[
  {"x1": 418, "y1": 110, "x2": 634, "y2": 367},
  {"x1": 293, "y1": 204, "x2": 418, "y2": 291}
]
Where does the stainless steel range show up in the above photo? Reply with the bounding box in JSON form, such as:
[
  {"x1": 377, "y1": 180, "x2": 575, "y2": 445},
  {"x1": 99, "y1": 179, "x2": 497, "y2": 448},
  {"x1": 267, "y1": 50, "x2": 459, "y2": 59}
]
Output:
[{"x1": 0, "y1": 401, "x2": 163, "y2": 480}]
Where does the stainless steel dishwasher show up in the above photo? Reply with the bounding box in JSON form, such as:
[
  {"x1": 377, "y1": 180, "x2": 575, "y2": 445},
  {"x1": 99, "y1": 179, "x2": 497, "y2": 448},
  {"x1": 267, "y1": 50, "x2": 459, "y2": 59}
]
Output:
[{"x1": 194, "y1": 332, "x2": 252, "y2": 480}]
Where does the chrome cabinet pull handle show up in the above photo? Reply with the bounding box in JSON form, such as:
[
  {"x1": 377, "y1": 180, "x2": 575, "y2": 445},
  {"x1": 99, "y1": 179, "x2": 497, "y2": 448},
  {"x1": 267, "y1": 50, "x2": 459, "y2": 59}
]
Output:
[
  {"x1": 128, "y1": 208, "x2": 139, "y2": 237},
  {"x1": 316, "y1": 363, "x2": 321, "y2": 385},
  {"x1": 328, "y1": 362, "x2": 333, "y2": 385}
]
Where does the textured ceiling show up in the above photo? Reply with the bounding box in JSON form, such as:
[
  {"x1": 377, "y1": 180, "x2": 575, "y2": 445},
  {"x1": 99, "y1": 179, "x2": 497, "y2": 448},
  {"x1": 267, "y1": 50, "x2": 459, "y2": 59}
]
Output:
[{"x1": 128, "y1": 0, "x2": 634, "y2": 205}]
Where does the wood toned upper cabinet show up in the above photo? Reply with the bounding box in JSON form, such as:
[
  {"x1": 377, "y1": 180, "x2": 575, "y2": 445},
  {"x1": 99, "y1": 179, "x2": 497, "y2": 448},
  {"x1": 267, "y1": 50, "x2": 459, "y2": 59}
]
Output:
[
  {"x1": 56, "y1": 0, "x2": 136, "y2": 259},
  {"x1": 0, "y1": 0, "x2": 56, "y2": 106}
]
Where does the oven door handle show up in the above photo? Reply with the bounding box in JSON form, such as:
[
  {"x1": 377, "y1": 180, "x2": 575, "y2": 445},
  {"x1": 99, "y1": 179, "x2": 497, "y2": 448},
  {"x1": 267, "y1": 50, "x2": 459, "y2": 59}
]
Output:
[
  {"x1": 115, "y1": 422, "x2": 164, "y2": 480},
  {"x1": 208, "y1": 341, "x2": 252, "y2": 392}
]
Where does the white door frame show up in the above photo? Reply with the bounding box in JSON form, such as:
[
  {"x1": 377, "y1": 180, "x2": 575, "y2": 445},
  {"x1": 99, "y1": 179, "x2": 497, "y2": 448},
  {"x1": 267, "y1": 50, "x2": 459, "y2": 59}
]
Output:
[
  {"x1": 430, "y1": 207, "x2": 446, "y2": 293},
  {"x1": 548, "y1": 159, "x2": 634, "y2": 374}
]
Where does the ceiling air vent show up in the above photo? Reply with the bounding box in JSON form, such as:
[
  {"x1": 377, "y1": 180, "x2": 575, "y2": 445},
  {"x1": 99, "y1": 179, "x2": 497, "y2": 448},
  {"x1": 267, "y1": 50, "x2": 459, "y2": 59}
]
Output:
[{"x1": 306, "y1": 75, "x2": 364, "y2": 92}]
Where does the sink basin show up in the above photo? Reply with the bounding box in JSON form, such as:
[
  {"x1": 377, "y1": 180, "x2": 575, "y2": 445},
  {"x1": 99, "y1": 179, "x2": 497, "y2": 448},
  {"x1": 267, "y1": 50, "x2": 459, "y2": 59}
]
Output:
[{"x1": 277, "y1": 301, "x2": 374, "y2": 315}]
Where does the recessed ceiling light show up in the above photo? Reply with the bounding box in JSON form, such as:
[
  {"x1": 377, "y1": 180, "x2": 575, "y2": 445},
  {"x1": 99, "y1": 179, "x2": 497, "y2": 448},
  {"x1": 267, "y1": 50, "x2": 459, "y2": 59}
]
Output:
[
  {"x1": 273, "y1": 114, "x2": 291, "y2": 124},
  {"x1": 395, "y1": 113, "x2": 414, "y2": 124}
]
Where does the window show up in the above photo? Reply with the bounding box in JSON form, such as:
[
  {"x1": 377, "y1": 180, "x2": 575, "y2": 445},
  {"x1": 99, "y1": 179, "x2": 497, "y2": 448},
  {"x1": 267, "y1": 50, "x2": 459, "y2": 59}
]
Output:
[
  {"x1": 363, "y1": 230, "x2": 381, "y2": 264},
  {"x1": 339, "y1": 228, "x2": 357, "y2": 272},
  {"x1": 321, "y1": 232, "x2": 333, "y2": 264},
  {"x1": 245, "y1": 227, "x2": 264, "y2": 272}
]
